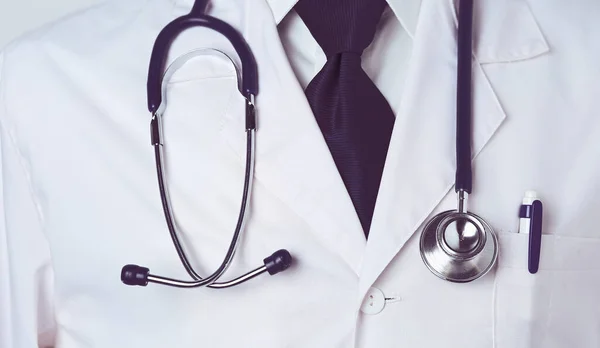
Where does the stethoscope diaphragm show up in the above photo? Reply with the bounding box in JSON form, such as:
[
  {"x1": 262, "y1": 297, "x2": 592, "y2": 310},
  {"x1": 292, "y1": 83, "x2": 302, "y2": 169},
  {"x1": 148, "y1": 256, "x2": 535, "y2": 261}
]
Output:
[{"x1": 420, "y1": 206, "x2": 498, "y2": 282}]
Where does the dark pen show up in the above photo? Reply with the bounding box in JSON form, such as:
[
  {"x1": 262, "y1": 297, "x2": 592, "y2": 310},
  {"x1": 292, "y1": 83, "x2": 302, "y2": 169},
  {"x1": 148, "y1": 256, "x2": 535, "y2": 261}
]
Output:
[{"x1": 518, "y1": 191, "x2": 543, "y2": 274}]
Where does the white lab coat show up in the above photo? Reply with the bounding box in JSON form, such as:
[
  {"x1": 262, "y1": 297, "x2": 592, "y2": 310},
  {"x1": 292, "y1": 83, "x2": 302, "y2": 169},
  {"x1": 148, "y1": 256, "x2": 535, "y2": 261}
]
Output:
[{"x1": 1, "y1": 0, "x2": 599, "y2": 347}]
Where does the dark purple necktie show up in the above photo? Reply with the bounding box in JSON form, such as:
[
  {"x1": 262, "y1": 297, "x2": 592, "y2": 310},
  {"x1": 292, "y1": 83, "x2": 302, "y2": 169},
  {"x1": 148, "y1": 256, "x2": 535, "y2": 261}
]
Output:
[{"x1": 295, "y1": 0, "x2": 395, "y2": 237}]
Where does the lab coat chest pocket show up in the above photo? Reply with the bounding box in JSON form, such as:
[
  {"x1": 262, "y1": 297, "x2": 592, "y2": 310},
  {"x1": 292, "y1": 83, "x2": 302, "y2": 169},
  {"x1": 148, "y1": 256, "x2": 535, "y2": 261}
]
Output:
[
  {"x1": 493, "y1": 232, "x2": 600, "y2": 348},
  {"x1": 157, "y1": 57, "x2": 243, "y2": 269}
]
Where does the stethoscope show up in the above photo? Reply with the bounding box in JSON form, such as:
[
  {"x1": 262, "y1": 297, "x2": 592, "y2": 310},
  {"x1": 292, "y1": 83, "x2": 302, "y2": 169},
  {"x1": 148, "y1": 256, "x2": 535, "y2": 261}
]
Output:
[
  {"x1": 419, "y1": 0, "x2": 498, "y2": 282},
  {"x1": 121, "y1": 0, "x2": 497, "y2": 290},
  {"x1": 121, "y1": 0, "x2": 293, "y2": 289}
]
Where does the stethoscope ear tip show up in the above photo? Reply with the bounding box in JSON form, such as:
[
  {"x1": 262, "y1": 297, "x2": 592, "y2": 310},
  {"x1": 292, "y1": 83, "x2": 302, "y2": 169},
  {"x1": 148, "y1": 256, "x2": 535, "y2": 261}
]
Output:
[
  {"x1": 264, "y1": 249, "x2": 293, "y2": 275},
  {"x1": 121, "y1": 264, "x2": 150, "y2": 286}
]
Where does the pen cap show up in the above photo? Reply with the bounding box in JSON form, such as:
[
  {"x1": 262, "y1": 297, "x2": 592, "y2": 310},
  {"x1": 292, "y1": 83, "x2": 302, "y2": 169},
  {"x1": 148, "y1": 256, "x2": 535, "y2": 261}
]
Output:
[{"x1": 522, "y1": 190, "x2": 538, "y2": 205}]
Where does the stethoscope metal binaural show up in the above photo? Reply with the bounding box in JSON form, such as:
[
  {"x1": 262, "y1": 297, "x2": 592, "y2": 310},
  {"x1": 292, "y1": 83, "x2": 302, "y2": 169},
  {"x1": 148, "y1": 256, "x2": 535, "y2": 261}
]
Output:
[{"x1": 120, "y1": 0, "x2": 497, "y2": 290}]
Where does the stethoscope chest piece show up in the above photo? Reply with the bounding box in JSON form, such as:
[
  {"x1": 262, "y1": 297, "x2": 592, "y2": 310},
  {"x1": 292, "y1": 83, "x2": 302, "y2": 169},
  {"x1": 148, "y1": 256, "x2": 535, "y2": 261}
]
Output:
[
  {"x1": 419, "y1": 0, "x2": 499, "y2": 283},
  {"x1": 420, "y1": 208, "x2": 498, "y2": 283}
]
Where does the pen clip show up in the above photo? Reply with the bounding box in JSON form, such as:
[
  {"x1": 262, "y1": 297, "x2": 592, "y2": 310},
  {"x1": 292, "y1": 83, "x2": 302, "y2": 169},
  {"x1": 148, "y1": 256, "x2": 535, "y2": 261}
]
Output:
[{"x1": 528, "y1": 200, "x2": 543, "y2": 274}]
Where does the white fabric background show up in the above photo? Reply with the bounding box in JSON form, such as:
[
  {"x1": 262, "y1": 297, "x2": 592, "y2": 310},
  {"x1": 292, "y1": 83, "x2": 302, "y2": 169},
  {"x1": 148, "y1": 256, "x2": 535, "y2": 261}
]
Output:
[{"x1": 0, "y1": 0, "x2": 103, "y2": 49}]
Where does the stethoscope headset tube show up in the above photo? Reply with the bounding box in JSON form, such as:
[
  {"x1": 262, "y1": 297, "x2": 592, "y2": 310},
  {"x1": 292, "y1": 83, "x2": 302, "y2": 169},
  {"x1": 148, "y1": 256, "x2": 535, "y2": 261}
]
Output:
[
  {"x1": 121, "y1": 0, "x2": 292, "y2": 289},
  {"x1": 419, "y1": 0, "x2": 499, "y2": 283}
]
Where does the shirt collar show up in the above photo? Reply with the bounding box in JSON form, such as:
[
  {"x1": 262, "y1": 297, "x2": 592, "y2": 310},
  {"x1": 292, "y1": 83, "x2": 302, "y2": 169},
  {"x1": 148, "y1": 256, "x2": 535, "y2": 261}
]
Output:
[
  {"x1": 266, "y1": 0, "x2": 422, "y2": 37},
  {"x1": 173, "y1": 0, "x2": 422, "y2": 38}
]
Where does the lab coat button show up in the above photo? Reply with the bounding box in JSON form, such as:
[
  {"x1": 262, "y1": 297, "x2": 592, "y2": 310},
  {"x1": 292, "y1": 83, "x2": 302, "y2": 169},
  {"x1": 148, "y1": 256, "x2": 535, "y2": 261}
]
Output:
[{"x1": 360, "y1": 287, "x2": 385, "y2": 315}]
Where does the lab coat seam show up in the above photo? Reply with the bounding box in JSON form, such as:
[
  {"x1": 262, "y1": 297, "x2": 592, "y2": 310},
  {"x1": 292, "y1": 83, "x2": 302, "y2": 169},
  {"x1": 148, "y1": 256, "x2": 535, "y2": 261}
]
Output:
[
  {"x1": 167, "y1": 74, "x2": 238, "y2": 85},
  {"x1": 0, "y1": 60, "x2": 45, "y2": 227},
  {"x1": 0, "y1": 125, "x2": 46, "y2": 227},
  {"x1": 478, "y1": 45, "x2": 550, "y2": 65}
]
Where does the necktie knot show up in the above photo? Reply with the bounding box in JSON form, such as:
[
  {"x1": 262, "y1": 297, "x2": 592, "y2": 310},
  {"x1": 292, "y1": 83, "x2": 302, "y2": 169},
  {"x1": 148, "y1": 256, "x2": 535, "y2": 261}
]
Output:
[{"x1": 295, "y1": 0, "x2": 388, "y2": 57}]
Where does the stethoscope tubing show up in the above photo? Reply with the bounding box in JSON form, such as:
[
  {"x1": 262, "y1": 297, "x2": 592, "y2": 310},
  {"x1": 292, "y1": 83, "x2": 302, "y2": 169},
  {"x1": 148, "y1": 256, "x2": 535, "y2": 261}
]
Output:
[
  {"x1": 419, "y1": 0, "x2": 499, "y2": 283},
  {"x1": 146, "y1": 14, "x2": 258, "y2": 113},
  {"x1": 152, "y1": 128, "x2": 256, "y2": 288},
  {"x1": 147, "y1": 265, "x2": 268, "y2": 289},
  {"x1": 455, "y1": 0, "x2": 474, "y2": 194}
]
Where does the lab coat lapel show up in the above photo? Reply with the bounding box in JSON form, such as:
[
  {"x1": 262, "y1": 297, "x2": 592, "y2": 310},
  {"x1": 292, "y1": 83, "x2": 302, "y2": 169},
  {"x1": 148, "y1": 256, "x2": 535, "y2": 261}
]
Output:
[
  {"x1": 219, "y1": 0, "x2": 366, "y2": 274},
  {"x1": 358, "y1": 0, "x2": 533, "y2": 299}
]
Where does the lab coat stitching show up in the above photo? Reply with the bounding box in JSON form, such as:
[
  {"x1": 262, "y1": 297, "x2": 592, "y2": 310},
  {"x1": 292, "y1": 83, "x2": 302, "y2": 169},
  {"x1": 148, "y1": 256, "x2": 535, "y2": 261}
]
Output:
[
  {"x1": 0, "y1": 129, "x2": 43, "y2": 223},
  {"x1": 0, "y1": 125, "x2": 47, "y2": 228},
  {"x1": 478, "y1": 45, "x2": 550, "y2": 65},
  {"x1": 0, "y1": 85, "x2": 45, "y2": 226},
  {"x1": 167, "y1": 74, "x2": 239, "y2": 85}
]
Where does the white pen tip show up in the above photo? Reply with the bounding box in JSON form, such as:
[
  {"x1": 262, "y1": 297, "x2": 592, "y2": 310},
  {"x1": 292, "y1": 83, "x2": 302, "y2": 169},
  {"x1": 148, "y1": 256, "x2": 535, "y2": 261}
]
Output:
[{"x1": 522, "y1": 190, "x2": 538, "y2": 205}]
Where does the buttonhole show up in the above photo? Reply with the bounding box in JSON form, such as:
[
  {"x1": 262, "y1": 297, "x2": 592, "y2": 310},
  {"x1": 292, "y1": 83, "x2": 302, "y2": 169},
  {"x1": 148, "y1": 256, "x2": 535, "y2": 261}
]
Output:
[{"x1": 385, "y1": 295, "x2": 402, "y2": 303}]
